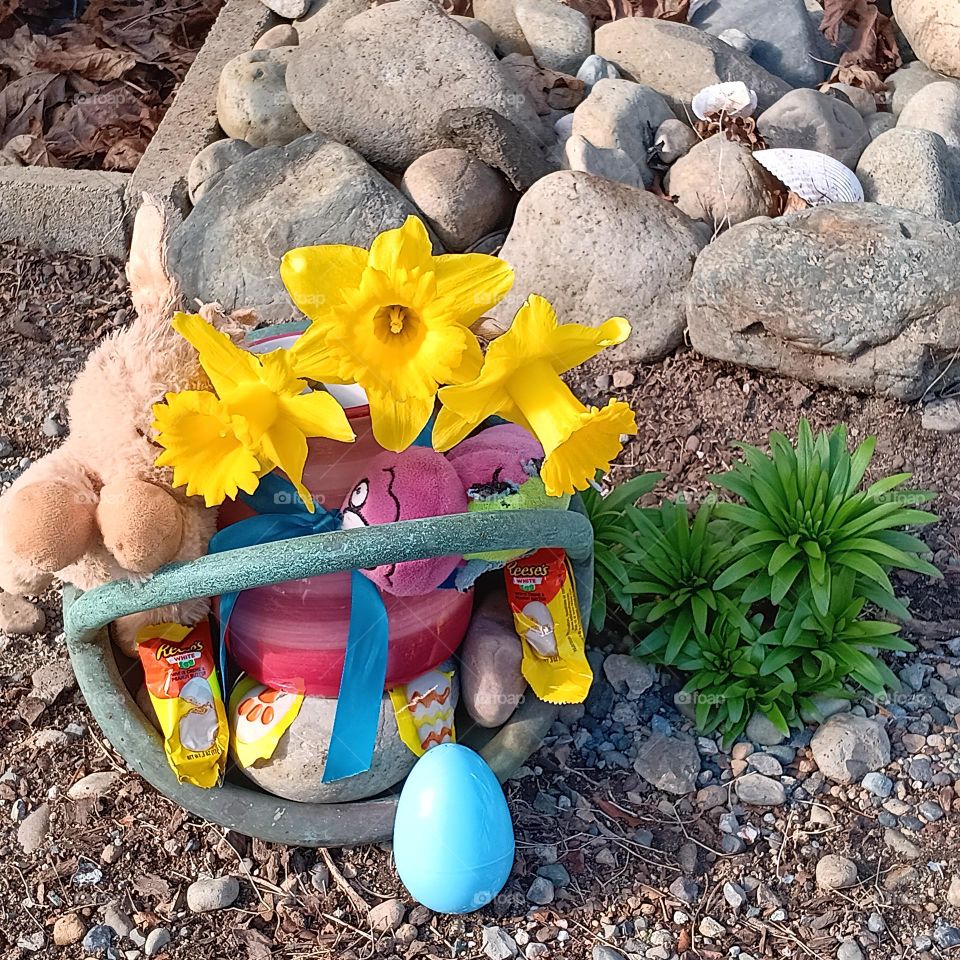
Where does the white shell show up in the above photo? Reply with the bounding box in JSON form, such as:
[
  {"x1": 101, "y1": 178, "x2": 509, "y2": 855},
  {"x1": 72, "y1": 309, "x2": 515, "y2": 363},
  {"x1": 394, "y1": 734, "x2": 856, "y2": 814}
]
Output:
[
  {"x1": 691, "y1": 81, "x2": 758, "y2": 121},
  {"x1": 753, "y1": 148, "x2": 865, "y2": 205}
]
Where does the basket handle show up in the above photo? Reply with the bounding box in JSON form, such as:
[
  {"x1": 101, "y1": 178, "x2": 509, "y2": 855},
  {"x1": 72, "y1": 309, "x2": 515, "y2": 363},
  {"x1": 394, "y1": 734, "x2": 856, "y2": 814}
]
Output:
[{"x1": 65, "y1": 508, "x2": 594, "y2": 643}]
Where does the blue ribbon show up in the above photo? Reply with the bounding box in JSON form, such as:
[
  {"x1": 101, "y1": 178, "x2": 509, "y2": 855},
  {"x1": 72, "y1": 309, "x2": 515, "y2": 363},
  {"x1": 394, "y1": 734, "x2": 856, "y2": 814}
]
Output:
[{"x1": 208, "y1": 473, "x2": 389, "y2": 783}]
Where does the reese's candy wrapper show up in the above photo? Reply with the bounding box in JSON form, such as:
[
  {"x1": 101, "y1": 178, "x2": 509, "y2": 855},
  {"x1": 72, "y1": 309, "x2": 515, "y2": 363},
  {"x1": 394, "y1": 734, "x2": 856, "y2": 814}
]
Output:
[
  {"x1": 136, "y1": 621, "x2": 228, "y2": 789},
  {"x1": 503, "y1": 547, "x2": 592, "y2": 704},
  {"x1": 389, "y1": 666, "x2": 457, "y2": 757},
  {"x1": 229, "y1": 675, "x2": 303, "y2": 768}
]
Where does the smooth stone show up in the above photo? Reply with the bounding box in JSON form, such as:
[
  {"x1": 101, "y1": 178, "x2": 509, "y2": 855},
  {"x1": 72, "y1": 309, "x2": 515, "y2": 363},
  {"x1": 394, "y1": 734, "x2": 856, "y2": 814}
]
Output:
[
  {"x1": 187, "y1": 138, "x2": 255, "y2": 205},
  {"x1": 594, "y1": 17, "x2": 791, "y2": 117},
  {"x1": 665, "y1": 136, "x2": 778, "y2": 230},
  {"x1": 865, "y1": 112, "x2": 897, "y2": 138},
  {"x1": 368, "y1": 898, "x2": 406, "y2": 932},
  {"x1": 686, "y1": 204, "x2": 960, "y2": 400},
  {"x1": 652, "y1": 118, "x2": 698, "y2": 164},
  {"x1": 746, "y1": 710, "x2": 787, "y2": 746},
  {"x1": 892, "y1": 0, "x2": 960, "y2": 79},
  {"x1": 16, "y1": 804, "x2": 49, "y2": 853},
  {"x1": 837, "y1": 940, "x2": 864, "y2": 960},
  {"x1": 947, "y1": 875, "x2": 960, "y2": 909},
  {"x1": 473, "y1": 0, "x2": 532, "y2": 56},
  {"x1": 186, "y1": 876, "x2": 240, "y2": 913},
  {"x1": 825, "y1": 82, "x2": 877, "y2": 116},
  {"x1": 401, "y1": 148, "x2": 514, "y2": 252},
  {"x1": 735, "y1": 772, "x2": 786, "y2": 806},
  {"x1": 757, "y1": 88, "x2": 870, "y2": 168},
  {"x1": 295, "y1": 0, "x2": 369, "y2": 42},
  {"x1": 67, "y1": 771, "x2": 122, "y2": 800},
  {"x1": 856, "y1": 128, "x2": 959, "y2": 222},
  {"x1": 554, "y1": 112, "x2": 574, "y2": 142},
  {"x1": 689, "y1": 0, "x2": 827, "y2": 87},
  {"x1": 0, "y1": 592, "x2": 45, "y2": 635},
  {"x1": 82, "y1": 926, "x2": 114, "y2": 955},
  {"x1": 602, "y1": 654, "x2": 656, "y2": 699},
  {"x1": 569, "y1": 78, "x2": 674, "y2": 187},
  {"x1": 216, "y1": 48, "x2": 308, "y2": 148},
  {"x1": 287, "y1": 0, "x2": 541, "y2": 169},
  {"x1": 576, "y1": 53, "x2": 618, "y2": 91},
  {"x1": 493, "y1": 170, "x2": 707, "y2": 361},
  {"x1": 634, "y1": 732, "x2": 701, "y2": 795},
  {"x1": 102, "y1": 902, "x2": 134, "y2": 937},
  {"x1": 262, "y1": 0, "x2": 309, "y2": 16},
  {"x1": 887, "y1": 61, "x2": 960, "y2": 116},
  {"x1": 810, "y1": 714, "x2": 891, "y2": 783},
  {"x1": 898, "y1": 81, "x2": 960, "y2": 149},
  {"x1": 746, "y1": 753, "x2": 784, "y2": 776},
  {"x1": 816, "y1": 853, "x2": 858, "y2": 889},
  {"x1": 144, "y1": 928, "x2": 171, "y2": 957},
  {"x1": 170, "y1": 135, "x2": 425, "y2": 320},
  {"x1": 513, "y1": 0, "x2": 591, "y2": 74},
  {"x1": 922, "y1": 397, "x2": 960, "y2": 432},
  {"x1": 52, "y1": 915, "x2": 85, "y2": 947},
  {"x1": 861, "y1": 772, "x2": 894, "y2": 797},
  {"x1": 254, "y1": 23, "x2": 300, "y2": 48},
  {"x1": 884, "y1": 827, "x2": 922, "y2": 859},
  {"x1": 234, "y1": 690, "x2": 415, "y2": 801},
  {"x1": 563, "y1": 135, "x2": 642, "y2": 187},
  {"x1": 458, "y1": 589, "x2": 526, "y2": 727},
  {"x1": 453, "y1": 15, "x2": 497, "y2": 48}
]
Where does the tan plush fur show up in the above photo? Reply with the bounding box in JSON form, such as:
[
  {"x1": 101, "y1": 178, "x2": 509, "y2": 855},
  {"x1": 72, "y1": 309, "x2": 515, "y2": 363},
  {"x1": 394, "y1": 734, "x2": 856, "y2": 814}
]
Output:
[{"x1": 0, "y1": 195, "x2": 254, "y2": 652}]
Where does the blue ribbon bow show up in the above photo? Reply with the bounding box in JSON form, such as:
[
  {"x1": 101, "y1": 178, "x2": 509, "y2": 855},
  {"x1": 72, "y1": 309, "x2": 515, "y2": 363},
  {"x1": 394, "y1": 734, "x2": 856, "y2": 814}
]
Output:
[{"x1": 209, "y1": 473, "x2": 389, "y2": 783}]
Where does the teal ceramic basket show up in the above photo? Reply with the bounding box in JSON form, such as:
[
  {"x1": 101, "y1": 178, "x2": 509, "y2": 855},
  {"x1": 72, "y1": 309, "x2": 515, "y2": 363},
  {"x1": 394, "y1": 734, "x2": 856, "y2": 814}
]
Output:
[{"x1": 63, "y1": 506, "x2": 594, "y2": 847}]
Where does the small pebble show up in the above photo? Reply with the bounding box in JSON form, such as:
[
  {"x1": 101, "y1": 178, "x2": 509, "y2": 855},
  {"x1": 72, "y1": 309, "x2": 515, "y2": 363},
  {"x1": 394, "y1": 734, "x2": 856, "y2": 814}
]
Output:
[
  {"x1": 144, "y1": 928, "x2": 171, "y2": 957},
  {"x1": 186, "y1": 876, "x2": 240, "y2": 913}
]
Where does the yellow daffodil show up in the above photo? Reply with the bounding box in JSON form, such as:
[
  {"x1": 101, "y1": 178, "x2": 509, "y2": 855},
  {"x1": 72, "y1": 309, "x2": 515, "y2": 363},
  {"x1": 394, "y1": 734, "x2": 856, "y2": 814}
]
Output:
[
  {"x1": 433, "y1": 296, "x2": 638, "y2": 497},
  {"x1": 152, "y1": 313, "x2": 355, "y2": 510},
  {"x1": 280, "y1": 216, "x2": 514, "y2": 452}
]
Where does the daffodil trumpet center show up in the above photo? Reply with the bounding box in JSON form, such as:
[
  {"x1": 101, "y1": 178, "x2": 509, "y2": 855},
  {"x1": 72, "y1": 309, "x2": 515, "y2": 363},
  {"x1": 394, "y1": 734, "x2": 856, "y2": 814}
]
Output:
[
  {"x1": 506, "y1": 360, "x2": 585, "y2": 454},
  {"x1": 373, "y1": 303, "x2": 422, "y2": 343}
]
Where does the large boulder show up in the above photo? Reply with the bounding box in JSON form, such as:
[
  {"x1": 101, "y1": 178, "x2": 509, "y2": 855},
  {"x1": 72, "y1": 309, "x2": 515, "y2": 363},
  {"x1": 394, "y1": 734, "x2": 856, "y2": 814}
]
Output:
[
  {"x1": 513, "y1": 0, "x2": 592, "y2": 74},
  {"x1": 856, "y1": 128, "x2": 959, "y2": 223},
  {"x1": 897, "y1": 81, "x2": 960, "y2": 149},
  {"x1": 569, "y1": 79, "x2": 674, "y2": 188},
  {"x1": 169, "y1": 135, "x2": 426, "y2": 319},
  {"x1": 685, "y1": 204, "x2": 960, "y2": 399},
  {"x1": 286, "y1": 0, "x2": 542, "y2": 169},
  {"x1": 594, "y1": 18, "x2": 792, "y2": 117},
  {"x1": 690, "y1": 0, "x2": 827, "y2": 88},
  {"x1": 885, "y1": 61, "x2": 960, "y2": 116},
  {"x1": 665, "y1": 136, "x2": 779, "y2": 229},
  {"x1": 492, "y1": 170, "x2": 708, "y2": 361},
  {"x1": 756, "y1": 89, "x2": 871, "y2": 168},
  {"x1": 892, "y1": 0, "x2": 960, "y2": 80}
]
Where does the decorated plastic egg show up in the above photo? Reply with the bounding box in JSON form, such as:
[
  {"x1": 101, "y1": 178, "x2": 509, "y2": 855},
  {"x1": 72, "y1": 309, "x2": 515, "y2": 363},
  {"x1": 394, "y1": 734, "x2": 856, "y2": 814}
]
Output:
[{"x1": 393, "y1": 743, "x2": 514, "y2": 913}]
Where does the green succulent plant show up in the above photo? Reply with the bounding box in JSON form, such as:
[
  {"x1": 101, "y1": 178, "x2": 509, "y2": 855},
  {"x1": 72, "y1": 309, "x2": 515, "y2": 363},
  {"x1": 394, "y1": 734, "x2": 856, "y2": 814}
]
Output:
[
  {"x1": 581, "y1": 472, "x2": 662, "y2": 633},
  {"x1": 711, "y1": 420, "x2": 940, "y2": 618}
]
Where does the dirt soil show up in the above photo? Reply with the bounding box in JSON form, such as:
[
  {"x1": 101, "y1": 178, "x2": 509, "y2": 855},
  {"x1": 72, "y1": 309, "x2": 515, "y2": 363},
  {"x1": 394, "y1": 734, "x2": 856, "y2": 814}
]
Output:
[{"x1": 0, "y1": 243, "x2": 958, "y2": 960}]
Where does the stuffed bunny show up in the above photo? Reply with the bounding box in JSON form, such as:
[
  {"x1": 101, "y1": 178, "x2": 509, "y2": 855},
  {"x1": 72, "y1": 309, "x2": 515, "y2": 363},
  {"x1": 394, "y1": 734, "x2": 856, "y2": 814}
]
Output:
[{"x1": 0, "y1": 195, "x2": 253, "y2": 654}]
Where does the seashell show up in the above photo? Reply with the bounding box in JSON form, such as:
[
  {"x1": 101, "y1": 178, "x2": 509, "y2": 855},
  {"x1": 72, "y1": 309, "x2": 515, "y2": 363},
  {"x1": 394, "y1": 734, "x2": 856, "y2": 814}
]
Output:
[
  {"x1": 753, "y1": 148, "x2": 864, "y2": 205},
  {"x1": 691, "y1": 81, "x2": 758, "y2": 121}
]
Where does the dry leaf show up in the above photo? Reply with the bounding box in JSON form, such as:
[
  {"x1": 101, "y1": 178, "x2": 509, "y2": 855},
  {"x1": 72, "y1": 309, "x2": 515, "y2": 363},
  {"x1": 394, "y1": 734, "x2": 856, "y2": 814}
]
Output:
[
  {"x1": 499, "y1": 53, "x2": 585, "y2": 115},
  {"x1": 820, "y1": 0, "x2": 900, "y2": 88}
]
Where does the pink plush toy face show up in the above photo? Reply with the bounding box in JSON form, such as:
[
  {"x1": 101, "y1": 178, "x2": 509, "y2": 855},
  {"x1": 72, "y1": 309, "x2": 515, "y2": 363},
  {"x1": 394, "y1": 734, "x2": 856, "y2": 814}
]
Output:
[{"x1": 341, "y1": 448, "x2": 467, "y2": 596}]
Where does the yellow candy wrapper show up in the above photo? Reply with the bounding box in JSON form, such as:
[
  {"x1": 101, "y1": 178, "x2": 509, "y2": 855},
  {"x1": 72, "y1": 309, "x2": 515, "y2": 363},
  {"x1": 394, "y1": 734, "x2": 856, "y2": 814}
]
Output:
[
  {"x1": 389, "y1": 667, "x2": 457, "y2": 757},
  {"x1": 229, "y1": 675, "x2": 303, "y2": 768},
  {"x1": 135, "y1": 621, "x2": 229, "y2": 789},
  {"x1": 503, "y1": 548, "x2": 592, "y2": 704}
]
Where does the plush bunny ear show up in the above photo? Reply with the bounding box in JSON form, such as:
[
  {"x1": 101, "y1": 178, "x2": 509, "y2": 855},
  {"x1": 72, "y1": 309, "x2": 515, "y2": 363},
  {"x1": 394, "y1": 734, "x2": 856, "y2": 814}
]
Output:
[{"x1": 126, "y1": 193, "x2": 182, "y2": 323}]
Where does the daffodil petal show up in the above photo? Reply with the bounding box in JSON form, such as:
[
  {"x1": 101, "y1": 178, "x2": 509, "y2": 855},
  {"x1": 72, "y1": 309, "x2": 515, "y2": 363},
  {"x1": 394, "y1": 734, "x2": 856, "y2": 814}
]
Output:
[
  {"x1": 256, "y1": 419, "x2": 314, "y2": 512},
  {"x1": 152, "y1": 391, "x2": 261, "y2": 507},
  {"x1": 172, "y1": 312, "x2": 261, "y2": 397},
  {"x1": 435, "y1": 373, "x2": 508, "y2": 426},
  {"x1": 432, "y1": 404, "x2": 482, "y2": 452},
  {"x1": 367, "y1": 216, "x2": 434, "y2": 277},
  {"x1": 287, "y1": 324, "x2": 351, "y2": 384},
  {"x1": 540, "y1": 400, "x2": 637, "y2": 497},
  {"x1": 367, "y1": 385, "x2": 435, "y2": 452},
  {"x1": 280, "y1": 389, "x2": 356, "y2": 442},
  {"x1": 429, "y1": 253, "x2": 514, "y2": 327},
  {"x1": 549, "y1": 314, "x2": 632, "y2": 374},
  {"x1": 446, "y1": 330, "x2": 484, "y2": 384},
  {"x1": 280, "y1": 244, "x2": 368, "y2": 321}
]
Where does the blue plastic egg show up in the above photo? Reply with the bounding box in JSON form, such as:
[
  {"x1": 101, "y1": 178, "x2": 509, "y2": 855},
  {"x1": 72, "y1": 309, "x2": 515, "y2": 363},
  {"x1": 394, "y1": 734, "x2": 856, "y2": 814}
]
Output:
[{"x1": 393, "y1": 743, "x2": 515, "y2": 914}]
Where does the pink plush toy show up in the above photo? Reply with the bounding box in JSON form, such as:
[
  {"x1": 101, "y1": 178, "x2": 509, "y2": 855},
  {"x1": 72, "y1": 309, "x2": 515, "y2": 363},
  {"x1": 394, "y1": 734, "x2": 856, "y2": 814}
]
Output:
[
  {"x1": 341, "y1": 447, "x2": 467, "y2": 596},
  {"x1": 445, "y1": 424, "x2": 544, "y2": 496}
]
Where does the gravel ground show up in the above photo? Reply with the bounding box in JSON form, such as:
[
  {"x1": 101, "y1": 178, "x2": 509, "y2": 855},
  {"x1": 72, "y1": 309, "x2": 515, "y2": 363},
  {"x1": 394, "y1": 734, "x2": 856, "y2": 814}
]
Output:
[{"x1": 1, "y1": 243, "x2": 959, "y2": 960}]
